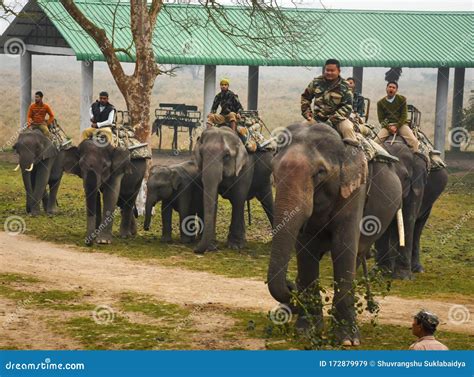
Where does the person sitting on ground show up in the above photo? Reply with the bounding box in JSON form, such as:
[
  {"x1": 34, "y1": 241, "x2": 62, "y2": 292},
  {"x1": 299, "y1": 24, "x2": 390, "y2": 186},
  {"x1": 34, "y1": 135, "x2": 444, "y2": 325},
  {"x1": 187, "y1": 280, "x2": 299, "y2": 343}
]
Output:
[
  {"x1": 376, "y1": 81, "x2": 420, "y2": 153},
  {"x1": 301, "y1": 59, "x2": 359, "y2": 145},
  {"x1": 409, "y1": 310, "x2": 448, "y2": 350},
  {"x1": 27, "y1": 91, "x2": 55, "y2": 137},
  {"x1": 347, "y1": 77, "x2": 365, "y2": 118},
  {"x1": 207, "y1": 78, "x2": 243, "y2": 132},
  {"x1": 81, "y1": 91, "x2": 115, "y2": 144}
]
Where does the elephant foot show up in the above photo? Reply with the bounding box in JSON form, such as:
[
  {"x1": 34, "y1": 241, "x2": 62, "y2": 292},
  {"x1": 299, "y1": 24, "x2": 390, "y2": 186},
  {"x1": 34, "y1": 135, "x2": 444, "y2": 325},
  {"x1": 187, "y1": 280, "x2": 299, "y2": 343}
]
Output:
[
  {"x1": 227, "y1": 239, "x2": 246, "y2": 250},
  {"x1": 160, "y1": 235, "x2": 173, "y2": 243},
  {"x1": 295, "y1": 315, "x2": 324, "y2": 335},
  {"x1": 96, "y1": 236, "x2": 112, "y2": 245},
  {"x1": 180, "y1": 235, "x2": 195, "y2": 244},
  {"x1": 412, "y1": 264, "x2": 425, "y2": 273},
  {"x1": 392, "y1": 269, "x2": 413, "y2": 280},
  {"x1": 194, "y1": 241, "x2": 218, "y2": 254},
  {"x1": 84, "y1": 239, "x2": 93, "y2": 247}
]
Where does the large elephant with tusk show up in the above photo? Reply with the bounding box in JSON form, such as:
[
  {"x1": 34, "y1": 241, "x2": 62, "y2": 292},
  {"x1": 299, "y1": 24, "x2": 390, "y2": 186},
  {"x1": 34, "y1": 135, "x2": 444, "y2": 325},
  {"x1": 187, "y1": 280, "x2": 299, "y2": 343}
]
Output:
[
  {"x1": 268, "y1": 123, "x2": 402, "y2": 346},
  {"x1": 13, "y1": 129, "x2": 65, "y2": 216}
]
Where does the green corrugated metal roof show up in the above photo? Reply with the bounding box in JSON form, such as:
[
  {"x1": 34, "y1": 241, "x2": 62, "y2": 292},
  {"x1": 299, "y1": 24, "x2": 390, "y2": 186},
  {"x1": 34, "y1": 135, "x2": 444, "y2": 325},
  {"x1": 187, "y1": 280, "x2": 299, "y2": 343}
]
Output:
[{"x1": 28, "y1": 1, "x2": 474, "y2": 67}]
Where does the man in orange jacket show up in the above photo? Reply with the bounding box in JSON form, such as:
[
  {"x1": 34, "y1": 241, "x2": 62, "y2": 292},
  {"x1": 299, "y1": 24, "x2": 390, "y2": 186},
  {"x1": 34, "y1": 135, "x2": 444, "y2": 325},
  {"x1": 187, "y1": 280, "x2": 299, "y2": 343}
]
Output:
[{"x1": 27, "y1": 91, "x2": 55, "y2": 137}]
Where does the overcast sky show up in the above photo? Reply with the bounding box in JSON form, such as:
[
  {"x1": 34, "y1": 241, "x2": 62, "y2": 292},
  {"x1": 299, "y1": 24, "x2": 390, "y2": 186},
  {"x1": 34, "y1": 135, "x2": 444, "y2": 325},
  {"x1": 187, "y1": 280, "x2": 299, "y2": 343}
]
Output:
[{"x1": 1, "y1": 0, "x2": 472, "y2": 34}]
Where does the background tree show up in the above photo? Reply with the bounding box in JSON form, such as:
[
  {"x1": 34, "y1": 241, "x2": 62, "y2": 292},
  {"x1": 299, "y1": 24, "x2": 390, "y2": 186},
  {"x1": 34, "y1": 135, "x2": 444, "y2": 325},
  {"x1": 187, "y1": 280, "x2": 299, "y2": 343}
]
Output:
[{"x1": 55, "y1": 0, "x2": 309, "y2": 143}]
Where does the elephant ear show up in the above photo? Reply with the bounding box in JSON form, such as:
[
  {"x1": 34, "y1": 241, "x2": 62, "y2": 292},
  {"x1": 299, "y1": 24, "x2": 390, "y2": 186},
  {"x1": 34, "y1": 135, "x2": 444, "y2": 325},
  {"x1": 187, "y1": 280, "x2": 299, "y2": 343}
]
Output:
[
  {"x1": 63, "y1": 146, "x2": 81, "y2": 177},
  {"x1": 170, "y1": 169, "x2": 181, "y2": 190},
  {"x1": 235, "y1": 142, "x2": 248, "y2": 177},
  {"x1": 340, "y1": 146, "x2": 368, "y2": 199},
  {"x1": 111, "y1": 147, "x2": 132, "y2": 175},
  {"x1": 39, "y1": 137, "x2": 58, "y2": 161},
  {"x1": 193, "y1": 136, "x2": 203, "y2": 170}
]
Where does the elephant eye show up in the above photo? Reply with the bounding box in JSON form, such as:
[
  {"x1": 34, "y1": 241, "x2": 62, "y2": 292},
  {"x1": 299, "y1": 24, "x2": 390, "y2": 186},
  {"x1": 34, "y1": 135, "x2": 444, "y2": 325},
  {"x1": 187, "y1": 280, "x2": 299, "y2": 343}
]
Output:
[{"x1": 223, "y1": 152, "x2": 231, "y2": 161}]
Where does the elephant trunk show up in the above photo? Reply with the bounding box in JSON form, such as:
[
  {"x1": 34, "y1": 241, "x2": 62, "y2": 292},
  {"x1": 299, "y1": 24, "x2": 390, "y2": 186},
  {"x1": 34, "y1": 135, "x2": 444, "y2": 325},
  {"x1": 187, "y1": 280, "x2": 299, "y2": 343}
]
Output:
[
  {"x1": 196, "y1": 157, "x2": 223, "y2": 251},
  {"x1": 144, "y1": 193, "x2": 155, "y2": 231},
  {"x1": 267, "y1": 153, "x2": 314, "y2": 304},
  {"x1": 21, "y1": 170, "x2": 34, "y2": 213}
]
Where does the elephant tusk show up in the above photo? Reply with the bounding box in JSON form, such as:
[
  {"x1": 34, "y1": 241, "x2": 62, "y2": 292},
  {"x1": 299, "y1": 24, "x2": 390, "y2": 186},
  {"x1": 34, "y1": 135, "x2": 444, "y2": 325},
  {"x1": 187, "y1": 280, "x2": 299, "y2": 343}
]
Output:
[
  {"x1": 13, "y1": 164, "x2": 20, "y2": 171},
  {"x1": 25, "y1": 163, "x2": 34, "y2": 172},
  {"x1": 396, "y1": 208, "x2": 405, "y2": 247}
]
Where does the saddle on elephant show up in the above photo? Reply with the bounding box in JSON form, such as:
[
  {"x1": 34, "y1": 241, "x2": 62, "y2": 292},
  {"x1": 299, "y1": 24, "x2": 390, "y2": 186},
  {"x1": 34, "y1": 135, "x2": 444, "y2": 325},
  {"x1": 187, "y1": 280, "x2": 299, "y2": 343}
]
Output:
[
  {"x1": 109, "y1": 124, "x2": 152, "y2": 159},
  {"x1": 211, "y1": 110, "x2": 274, "y2": 153},
  {"x1": 22, "y1": 120, "x2": 72, "y2": 151}
]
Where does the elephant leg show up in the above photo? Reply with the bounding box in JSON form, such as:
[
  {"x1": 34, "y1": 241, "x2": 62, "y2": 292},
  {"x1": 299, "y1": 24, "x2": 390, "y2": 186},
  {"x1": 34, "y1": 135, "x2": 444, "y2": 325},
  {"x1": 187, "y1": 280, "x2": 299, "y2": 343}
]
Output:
[
  {"x1": 178, "y1": 198, "x2": 194, "y2": 244},
  {"x1": 412, "y1": 207, "x2": 432, "y2": 273},
  {"x1": 96, "y1": 176, "x2": 122, "y2": 244},
  {"x1": 294, "y1": 234, "x2": 323, "y2": 333},
  {"x1": 393, "y1": 200, "x2": 418, "y2": 280},
  {"x1": 120, "y1": 204, "x2": 134, "y2": 238},
  {"x1": 161, "y1": 201, "x2": 173, "y2": 243},
  {"x1": 227, "y1": 196, "x2": 246, "y2": 250},
  {"x1": 31, "y1": 164, "x2": 50, "y2": 216},
  {"x1": 375, "y1": 220, "x2": 397, "y2": 274},
  {"x1": 130, "y1": 214, "x2": 137, "y2": 236},
  {"x1": 331, "y1": 229, "x2": 360, "y2": 346},
  {"x1": 46, "y1": 178, "x2": 62, "y2": 215},
  {"x1": 95, "y1": 193, "x2": 102, "y2": 230},
  {"x1": 256, "y1": 185, "x2": 274, "y2": 228},
  {"x1": 42, "y1": 189, "x2": 49, "y2": 212}
]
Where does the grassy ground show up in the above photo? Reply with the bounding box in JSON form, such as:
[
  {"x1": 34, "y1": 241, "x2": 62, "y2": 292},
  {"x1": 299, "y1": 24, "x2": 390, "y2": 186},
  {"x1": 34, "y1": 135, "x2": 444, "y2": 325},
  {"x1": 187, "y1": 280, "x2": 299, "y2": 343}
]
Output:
[
  {"x1": 1, "y1": 273, "x2": 472, "y2": 350},
  {"x1": 0, "y1": 155, "x2": 472, "y2": 301}
]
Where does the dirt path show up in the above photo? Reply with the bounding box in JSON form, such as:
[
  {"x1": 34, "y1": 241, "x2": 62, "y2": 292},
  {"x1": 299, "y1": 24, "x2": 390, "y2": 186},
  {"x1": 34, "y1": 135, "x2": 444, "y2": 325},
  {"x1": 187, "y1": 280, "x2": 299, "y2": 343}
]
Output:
[{"x1": 0, "y1": 233, "x2": 472, "y2": 337}]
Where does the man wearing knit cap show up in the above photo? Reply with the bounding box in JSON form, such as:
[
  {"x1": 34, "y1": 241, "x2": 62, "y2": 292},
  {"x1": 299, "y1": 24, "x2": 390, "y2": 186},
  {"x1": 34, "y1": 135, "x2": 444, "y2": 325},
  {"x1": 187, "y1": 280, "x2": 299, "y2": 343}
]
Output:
[
  {"x1": 207, "y1": 78, "x2": 243, "y2": 132},
  {"x1": 409, "y1": 310, "x2": 448, "y2": 350}
]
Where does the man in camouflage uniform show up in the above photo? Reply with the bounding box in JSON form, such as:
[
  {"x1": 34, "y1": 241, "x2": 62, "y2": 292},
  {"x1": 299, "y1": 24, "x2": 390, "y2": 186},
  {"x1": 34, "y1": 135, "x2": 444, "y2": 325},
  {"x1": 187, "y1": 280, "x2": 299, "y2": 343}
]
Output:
[
  {"x1": 301, "y1": 59, "x2": 358, "y2": 145},
  {"x1": 207, "y1": 78, "x2": 243, "y2": 132}
]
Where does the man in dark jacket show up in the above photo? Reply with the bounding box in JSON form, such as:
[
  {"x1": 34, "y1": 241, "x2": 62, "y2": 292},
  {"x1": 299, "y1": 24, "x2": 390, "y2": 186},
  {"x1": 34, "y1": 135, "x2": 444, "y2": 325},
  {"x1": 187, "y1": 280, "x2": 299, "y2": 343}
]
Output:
[
  {"x1": 81, "y1": 91, "x2": 115, "y2": 143},
  {"x1": 207, "y1": 79, "x2": 243, "y2": 131}
]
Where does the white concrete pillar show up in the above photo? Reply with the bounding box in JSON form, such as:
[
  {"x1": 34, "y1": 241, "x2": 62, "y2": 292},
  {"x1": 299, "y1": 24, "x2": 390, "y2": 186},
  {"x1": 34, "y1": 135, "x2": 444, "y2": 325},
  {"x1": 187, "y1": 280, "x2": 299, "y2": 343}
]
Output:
[
  {"x1": 352, "y1": 67, "x2": 364, "y2": 93},
  {"x1": 80, "y1": 61, "x2": 94, "y2": 132},
  {"x1": 203, "y1": 65, "x2": 216, "y2": 119},
  {"x1": 451, "y1": 67, "x2": 465, "y2": 152},
  {"x1": 20, "y1": 51, "x2": 32, "y2": 128},
  {"x1": 248, "y1": 66, "x2": 259, "y2": 110},
  {"x1": 433, "y1": 67, "x2": 450, "y2": 158}
]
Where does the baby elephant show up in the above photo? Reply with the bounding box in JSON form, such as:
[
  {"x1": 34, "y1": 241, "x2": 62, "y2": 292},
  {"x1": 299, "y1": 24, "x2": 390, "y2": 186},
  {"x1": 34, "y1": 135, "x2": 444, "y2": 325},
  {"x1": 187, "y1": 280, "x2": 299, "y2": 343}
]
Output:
[{"x1": 144, "y1": 161, "x2": 203, "y2": 243}]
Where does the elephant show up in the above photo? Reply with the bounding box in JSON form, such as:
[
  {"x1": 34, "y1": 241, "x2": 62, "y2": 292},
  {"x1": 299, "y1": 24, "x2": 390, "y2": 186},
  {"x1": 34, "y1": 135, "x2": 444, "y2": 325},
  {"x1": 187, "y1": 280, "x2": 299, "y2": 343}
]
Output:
[
  {"x1": 63, "y1": 139, "x2": 147, "y2": 245},
  {"x1": 267, "y1": 122, "x2": 402, "y2": 346},
  {"x1": 13, "y1": 129, "x2": 65, "y2": 216},
  {"x1": 193, "y1": 126, "x2": 274, "y2": 253},
  {"x1": 144, "y1": 160, "x2": 203, "y2": 244},
  {"x1": 376, "y1": 136, "x2": 448, "y2": 278}
]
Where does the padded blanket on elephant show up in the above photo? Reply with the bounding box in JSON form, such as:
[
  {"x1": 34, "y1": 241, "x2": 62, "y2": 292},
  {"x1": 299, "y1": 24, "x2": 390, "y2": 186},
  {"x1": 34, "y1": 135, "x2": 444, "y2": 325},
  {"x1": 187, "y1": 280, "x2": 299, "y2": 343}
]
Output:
[
  {"x1": 111, "y1": 126, "x2": 152, "y2": 159},
  {"x1": 363, "y1": 122, "x2": 445, "y2": 170},
  {"x1": 236, "y1": 112, "x2": 273, "y2": 153}
]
